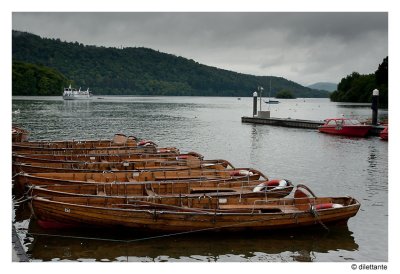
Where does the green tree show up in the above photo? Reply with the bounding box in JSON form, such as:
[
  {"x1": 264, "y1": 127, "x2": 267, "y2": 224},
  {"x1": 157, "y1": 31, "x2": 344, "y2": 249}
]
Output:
[
  {"x1": 276, "y1": 89, "x2": 295, "y2": 99},
  {"x1": 330, "y1": 57, "x2": 388, "y2": 108},
  {"x1": 12, "y1": 60, "x2": 69, "y2": 96}
]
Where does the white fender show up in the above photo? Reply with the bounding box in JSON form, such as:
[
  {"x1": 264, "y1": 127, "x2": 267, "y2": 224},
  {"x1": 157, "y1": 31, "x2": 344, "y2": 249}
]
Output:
[
  {"x1": 252, "y1": 179, "x2": 289, "y2": 192},
  {"x1": 253, "y1": 182, "x2": 266, "y2": 192},
  {"x1": 238, "y1": 170, "x2": 254, "y2": 176},
  {"x1": 274, "y1": 179, "x2": 289, "y2": 190}
]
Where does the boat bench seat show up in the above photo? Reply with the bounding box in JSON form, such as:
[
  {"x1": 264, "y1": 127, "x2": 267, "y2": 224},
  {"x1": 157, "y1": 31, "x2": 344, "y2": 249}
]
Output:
[
  {"x1": 218, "y1": 204, "x2": 301, "y2": 213},
  {"x1": 190, "y1": 187, "x2": 237, "y2": 193}
]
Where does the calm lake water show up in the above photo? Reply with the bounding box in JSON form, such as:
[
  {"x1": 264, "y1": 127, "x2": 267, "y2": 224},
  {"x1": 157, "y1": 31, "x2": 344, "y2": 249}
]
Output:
[{"x1": 12, "y1": 96, "x2": 388, "y2": 262}]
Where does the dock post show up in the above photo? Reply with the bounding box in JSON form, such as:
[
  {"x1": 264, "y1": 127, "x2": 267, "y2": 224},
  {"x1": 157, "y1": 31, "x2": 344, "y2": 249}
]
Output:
[
  {"x1": 253, "y1": 91, "x2": 258, "y2": 117},
  {"x1": 371, "y1": 89, "x2": 379, "y2": 125}
]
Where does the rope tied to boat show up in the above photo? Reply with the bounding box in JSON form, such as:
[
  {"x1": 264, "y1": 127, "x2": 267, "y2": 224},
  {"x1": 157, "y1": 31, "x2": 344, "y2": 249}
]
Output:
[
  {"x1": 309, "y1": 205, "x2": 329, "y2": 231},
  {"x1": 14, "y1": 184, "x2": 35, "y2": 199},
  {"x1": 13, "y1": 196, "x2": 33, "y2": 205},
  {"x1": 12, "y1": 171, "x2": 25, "y2": 179}
]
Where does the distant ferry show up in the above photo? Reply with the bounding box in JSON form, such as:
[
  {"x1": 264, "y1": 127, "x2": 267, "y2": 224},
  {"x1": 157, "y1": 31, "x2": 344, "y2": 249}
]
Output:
[{"x1": 62, "y1": 85, "x2": 92, "y2": 100}]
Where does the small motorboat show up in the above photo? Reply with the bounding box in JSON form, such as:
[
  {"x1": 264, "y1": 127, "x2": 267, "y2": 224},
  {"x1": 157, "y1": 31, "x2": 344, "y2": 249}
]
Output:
[
  {"x1": 318, "y1": 118, "x2": 371, "y2": 137},
  {"x1": 380, "y1": 125, "x2": 388, "y2": 140},
  {"x1": 264, "y1": 99, "x2": 280, "y2": 104}
]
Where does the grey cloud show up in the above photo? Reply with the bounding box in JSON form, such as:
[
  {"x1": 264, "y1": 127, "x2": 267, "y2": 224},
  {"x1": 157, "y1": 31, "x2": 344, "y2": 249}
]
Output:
[{"x1": 12, "y1": 12, "x2": 388, "y2": 85}]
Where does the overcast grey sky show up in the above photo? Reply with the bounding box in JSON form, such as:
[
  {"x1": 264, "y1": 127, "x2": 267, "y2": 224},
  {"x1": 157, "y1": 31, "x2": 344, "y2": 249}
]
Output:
[{"x1": 12, "y1": 12, "x2": 388, "y2": 86}]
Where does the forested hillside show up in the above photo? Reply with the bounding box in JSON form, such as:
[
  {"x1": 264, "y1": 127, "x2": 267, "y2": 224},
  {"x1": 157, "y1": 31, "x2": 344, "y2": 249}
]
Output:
[
  {"x1": 12, "y1": 30, "x2": 329, "y2": 97},
  {"x1": 12, "y1": 60, "x2": 69, "y2": 96},
  {"x1": 330, "y1": 57, "x2": 388, "y2": 107}
]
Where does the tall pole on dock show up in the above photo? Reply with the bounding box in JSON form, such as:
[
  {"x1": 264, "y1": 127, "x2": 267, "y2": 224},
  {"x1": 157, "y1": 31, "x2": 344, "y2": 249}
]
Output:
[
  {"x1": 259, "y1": 86, "x2": 263, "y2": 112},
  {"x1": 253, "y1": 91, "x2": 258, "y2": 117},
  {"x1": 371, "y1": 89, "x2": 379, "y2": 125}
]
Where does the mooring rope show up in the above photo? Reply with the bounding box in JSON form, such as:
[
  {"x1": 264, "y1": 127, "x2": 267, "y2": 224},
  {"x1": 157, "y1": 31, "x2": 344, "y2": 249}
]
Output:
[
  {"x1": 12, "y1": 172, "x2": 24, "y2": 179},
  {"x1": 13, "y1": 196, "x2": 33, "y2": 205},
  {"x1": 309, "y1": 206, "x2": 330, "y2": 231}
]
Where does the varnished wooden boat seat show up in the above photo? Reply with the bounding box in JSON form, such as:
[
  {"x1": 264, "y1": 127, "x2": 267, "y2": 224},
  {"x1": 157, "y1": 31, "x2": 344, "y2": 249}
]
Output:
[
  {"x1": 190, "y1": 187, "x2": 238, "y2": 193},
  {"x1": 218, "y1": 204, "x2": 302, "y2": 213}
]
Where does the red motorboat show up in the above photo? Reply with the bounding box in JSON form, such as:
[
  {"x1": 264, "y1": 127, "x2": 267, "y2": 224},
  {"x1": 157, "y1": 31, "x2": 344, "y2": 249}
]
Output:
[
  {"x1": 318, "y1": 118, "x2": 371, "y2": 137},
  {"x1": 380, "y1": 125, "x2": 388, "y2": 140}
]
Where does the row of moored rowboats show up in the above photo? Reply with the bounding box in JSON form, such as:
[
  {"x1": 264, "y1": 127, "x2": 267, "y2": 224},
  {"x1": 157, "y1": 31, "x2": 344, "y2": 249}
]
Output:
[{"x1": 12, "y1": 127, "x2": 360, "y2": 233}]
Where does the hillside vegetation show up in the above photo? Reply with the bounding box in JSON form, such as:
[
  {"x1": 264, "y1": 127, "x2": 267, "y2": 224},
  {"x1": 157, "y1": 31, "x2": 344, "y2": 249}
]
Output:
[
  {"x1": 330, "y1": 57, "x2": 388, "y2": 107},
  {"x1": 12, "y1": 60, "x2": 69, "y2": 96},
  {"x1": 12, "y1": 30, "x2": 329, "y2": 97}
]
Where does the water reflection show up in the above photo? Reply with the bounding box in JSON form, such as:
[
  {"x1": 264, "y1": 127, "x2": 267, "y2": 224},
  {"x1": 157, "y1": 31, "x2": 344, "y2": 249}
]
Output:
[
  {"x1": 62, "y1": 100, "x2": 92, "y2": 114},
  {"x1": 26, "y1": 219, "x2": 358, "y2": 262}
]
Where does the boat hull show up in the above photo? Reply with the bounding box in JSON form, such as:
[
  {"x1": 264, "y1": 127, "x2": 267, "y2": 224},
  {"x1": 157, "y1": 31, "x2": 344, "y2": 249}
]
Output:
[
  {"x1": 31, "y1": 196, "x2": 360, "y2": 232},
  {"x1": 380, "y1": 126, "x2": 388, "y2": 140},
  {"x1": 318, "y1": 125, "x2": 371, "y2": 137},
  {"x1": 264, "y1": 101, "x2": 279, "y2": 104},
  {"x1": 62, "y1": 95, "x2": 91, "y2": 100}
]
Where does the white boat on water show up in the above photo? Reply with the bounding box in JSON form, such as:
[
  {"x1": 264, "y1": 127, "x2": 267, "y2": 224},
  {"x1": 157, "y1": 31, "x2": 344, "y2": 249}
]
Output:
[{"x1": 62, "y1": 85, "x2": 92, "y2": 100}]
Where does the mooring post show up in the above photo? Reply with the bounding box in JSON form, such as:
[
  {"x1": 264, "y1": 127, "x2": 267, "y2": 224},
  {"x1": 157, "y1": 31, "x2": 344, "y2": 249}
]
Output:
[
  {"x1": 253, "y1": 91, "x2": 258, "y2": 117},
  {"x1": 371, "y1": 89, "x2": 379, "y2": 125}
]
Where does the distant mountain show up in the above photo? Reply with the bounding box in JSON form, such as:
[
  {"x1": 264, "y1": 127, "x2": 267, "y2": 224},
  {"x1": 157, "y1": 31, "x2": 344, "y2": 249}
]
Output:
[
  {"x1": 307, "y1": 82, "x2": 337, "y2": 92},
  {"x1": 12, "y1": 30, "x2": 329, "y2": 97}
]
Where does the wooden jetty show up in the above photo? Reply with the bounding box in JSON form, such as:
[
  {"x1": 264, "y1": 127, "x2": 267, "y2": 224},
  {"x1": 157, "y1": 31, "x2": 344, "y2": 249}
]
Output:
[
  {"x1": 242, "y1": 116, "x2": 323, "y2": 129},
  {"x1": 241, "y1": 116, "x2": 384, "y2": 136}
]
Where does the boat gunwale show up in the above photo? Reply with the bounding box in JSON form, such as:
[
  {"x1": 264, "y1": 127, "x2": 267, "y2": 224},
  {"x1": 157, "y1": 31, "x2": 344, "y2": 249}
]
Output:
[{"x1": 32, "y1": 195, "x2": 360, "y2": 216}]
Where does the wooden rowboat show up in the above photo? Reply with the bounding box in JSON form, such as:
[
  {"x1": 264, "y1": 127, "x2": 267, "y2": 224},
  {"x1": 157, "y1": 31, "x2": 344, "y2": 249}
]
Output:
[
  {"x1": 16, "y1": 168, "x2": 266, "y2": 188},
  {"x1": 12, "y1": 152, "x2": 203, "y2": 164},
  {"x1": 13, "y1": 159, "x2": 234, "y2": 174},
  {"x1": 14, "y1": 146, "x2": 179, "y2": 155},
  {"x1": 29, "y1": 185, "x2": 360, "y2": 232},
  {"x1": 12, "y1": 126, "x2": 29, "y2": 142},
  {"x1": 29, "y1": 179, "x2": 294, "y2": 199},
  {"x1": 12, "y1": 133, "x2": 140, "y2": 150}
]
